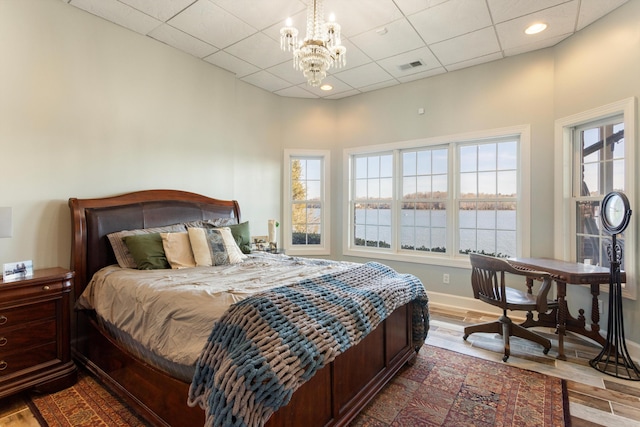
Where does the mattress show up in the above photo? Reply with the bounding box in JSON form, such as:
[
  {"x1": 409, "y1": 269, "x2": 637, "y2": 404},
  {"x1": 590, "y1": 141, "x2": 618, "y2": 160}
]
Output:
[{"x1": 76, "y1": 252, "x2": 357, "y2": 380}]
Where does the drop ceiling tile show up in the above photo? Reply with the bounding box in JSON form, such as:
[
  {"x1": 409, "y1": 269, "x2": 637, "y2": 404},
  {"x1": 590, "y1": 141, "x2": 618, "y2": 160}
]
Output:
[
  {"x1": 495, "y1": 2, "x2": 579, "y2": 51},
  {"x1": 358, "y1": 79, "x2": 399, "y2": 93},
  {"x1": 224, "y1": 32, "x2": 292, "y2": 69},
  {"x1": 266, "y1": 61, "x2": 308, "y2": 85},
  {"x1": 210, "y1": 0, "x2": 305, "y2": 31},
  {"x1": 328, "y1": 0, "x2": 404, "y2": 37},
  {"x1": 430, "y1": 27, "x2": 500, "y2": 66},
  {"x1": 204, "y1": 51, "x2": 260, "y2": 77},
  {"x1": 577, "y1": 0, "x2": 628, "y2": 30},
  {"x1": 149, "y1": 24, "x2": 218, "y2": 58},
  {"x1": 334, "y1": 62, "x2": 395, "y2": 88},
  {"x1": 334, "y1": 39, "x2": 373, "y2": 71},
  {"x1": 274, "y1": 86, "x2": 319, "y2": 98},
  {"x1": 502, "y1": 33, "x2": 571, "y2": 57},
  {"x1": 168, "y1": 0, "x2": 256, "y2": 48},
  {"x1": 350, "y1": 18, "x2": 425, "y2": 61},
  {"x1": 70, "y1": 0, "x2": 161, "y2": 35},
  {"x1": 119, "y1": 0, "x2": 196, "y2": 21},
  {"x1": 445, "y1": 52, "x2": 503, "y2": 71},
  {"x1": 377, "y1": 47, "x2": 441, "y2": 78},
  {"x1": 241, "y1": 71, "x2": 292, "y2": 92},
  {"x1": 487, "y1": 0, "x2": 569, "y2": 23},
  {"x1": 394, "y1": 0, "x2": 447, "y2": 16},
  {"x1": 409, "y1": 0, "x2": 493, "y2": 44},
  {"x1": 325, "y1": 89, "x2": 362, "y2": 100},
  {"x1": 397, "y1": 67, "x2": 446, "y2": 83}
]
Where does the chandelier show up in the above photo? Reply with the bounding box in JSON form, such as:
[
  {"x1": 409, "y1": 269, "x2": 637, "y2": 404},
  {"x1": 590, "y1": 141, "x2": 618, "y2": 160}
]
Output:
[{"x1": 280, "y1": 0, "x2": 346, "y2": 87}]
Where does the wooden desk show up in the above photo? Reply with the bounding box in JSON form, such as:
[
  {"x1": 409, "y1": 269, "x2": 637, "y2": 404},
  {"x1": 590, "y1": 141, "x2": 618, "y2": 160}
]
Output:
[{"x1": 509, "y1": 258, "x2": 623, "y2": 360}]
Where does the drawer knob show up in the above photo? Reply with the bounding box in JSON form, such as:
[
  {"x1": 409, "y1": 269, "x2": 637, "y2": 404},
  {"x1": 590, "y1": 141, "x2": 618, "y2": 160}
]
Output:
[
  {"x1": 0, "y1": 361, "x2": 6, "y2": 371},
  {"x1": 0, "y1": 337, "x2": 6, "y2": 346},
  {"x1": 0, "y1": 316, "x2": 6, "y2": 325},
  {"x1": 43, "y1": 285, "x2": 50, "y2": 291}
]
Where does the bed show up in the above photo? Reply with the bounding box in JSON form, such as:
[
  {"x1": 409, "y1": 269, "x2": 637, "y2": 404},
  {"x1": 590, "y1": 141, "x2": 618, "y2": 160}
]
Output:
[{"x1": 69, "y1": 189, "x2": 429, "y2": 427}]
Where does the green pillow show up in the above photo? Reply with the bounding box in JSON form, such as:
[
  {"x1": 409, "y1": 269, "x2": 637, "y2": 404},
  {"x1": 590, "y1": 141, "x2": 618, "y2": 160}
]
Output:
[
  {"x1": 123, "y1": 233, "x2": 170, "y2": 270},
  {"x1": 228, "y1": 221, "x2": 251, "y2": 254}
]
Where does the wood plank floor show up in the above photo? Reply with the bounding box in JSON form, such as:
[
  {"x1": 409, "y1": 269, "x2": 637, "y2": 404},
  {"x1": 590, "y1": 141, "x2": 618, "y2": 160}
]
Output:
[{"x1": 2, "y1": 303, "x2": 640, "y2": 426}]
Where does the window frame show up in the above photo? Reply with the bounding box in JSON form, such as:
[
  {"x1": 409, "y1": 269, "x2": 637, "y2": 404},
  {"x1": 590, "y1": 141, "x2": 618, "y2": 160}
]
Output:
[
  {"x1": 554, "y1": 97, "x2": 636, "y2": 299},
  {"x1": 283, "y1": 149, "x2": 331, "y2": 256},
  {"x1": 343, "y1": 125, "x2": 531, "y2": 268}
]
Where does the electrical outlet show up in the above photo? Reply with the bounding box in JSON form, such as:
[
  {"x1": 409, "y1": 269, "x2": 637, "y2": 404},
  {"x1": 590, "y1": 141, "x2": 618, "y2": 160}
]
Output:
[{"x1": 443, "y1": 273, "x2": 450, "y2": 284}]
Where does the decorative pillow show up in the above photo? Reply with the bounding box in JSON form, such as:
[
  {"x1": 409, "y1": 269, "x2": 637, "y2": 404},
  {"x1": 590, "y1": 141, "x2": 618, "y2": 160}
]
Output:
[
  {"x1": 123, "y1": 233, "x2": 170, "y2": 270},
  {"x1": 187, "y1": 227, "x2": 246, "y2": 266},
  {"x1": 227, "y1": 221, "x2": 252, "y2": 254},
  {"x1": 108, "y1": 223, "x2": 186, "y2": 268},
  {"x1": 161, "y1": 232, "x2": 196, "y2": 269},
  {"x1": 183, "y1": 218, "x2": 238, "y2": 228}
]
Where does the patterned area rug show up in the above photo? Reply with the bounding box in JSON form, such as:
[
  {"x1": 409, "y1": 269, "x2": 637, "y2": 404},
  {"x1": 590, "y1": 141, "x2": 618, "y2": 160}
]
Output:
[
  {"x1": 28, "y1": 370, "x2": 149, "y2": 426},
  {"x1": 27, "y1": 345, "x2": 569, "y2": 426},
  {"x1": 351, "y1": 345, "x2": 569, "y2": 426}
]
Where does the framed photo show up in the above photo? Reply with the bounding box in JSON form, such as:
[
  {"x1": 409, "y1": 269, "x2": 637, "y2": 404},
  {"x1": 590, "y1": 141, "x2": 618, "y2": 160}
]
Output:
[
  {"x1": 3, "y1": 260, "x2": 33, "y2": 282},
  {"x1": 252, "y1": 236, "x2": 269, "y2": 251}
]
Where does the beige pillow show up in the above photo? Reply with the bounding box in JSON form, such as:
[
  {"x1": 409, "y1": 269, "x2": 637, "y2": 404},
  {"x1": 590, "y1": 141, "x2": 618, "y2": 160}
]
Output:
[
  {"x1": 187, "y1": 227, "x2": 246, "y2": 266},
  {"x1": 161, "y1": 232, "x2": 196, "y2": 269}
]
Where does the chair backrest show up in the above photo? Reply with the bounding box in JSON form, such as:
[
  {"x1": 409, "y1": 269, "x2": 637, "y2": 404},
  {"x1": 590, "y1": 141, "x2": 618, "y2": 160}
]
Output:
[{"x1": 469, "y1": 253, "x2": 553, "y2": 312}]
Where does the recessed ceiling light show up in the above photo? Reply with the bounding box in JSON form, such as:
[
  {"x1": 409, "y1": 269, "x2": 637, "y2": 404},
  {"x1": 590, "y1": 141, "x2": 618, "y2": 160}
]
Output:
[
  {"x1": 320, "y1": 84, "x2": 333, "y2": 91},
  {"x1": 525, "y1": 22, "x2": 547, "y2": 35}
]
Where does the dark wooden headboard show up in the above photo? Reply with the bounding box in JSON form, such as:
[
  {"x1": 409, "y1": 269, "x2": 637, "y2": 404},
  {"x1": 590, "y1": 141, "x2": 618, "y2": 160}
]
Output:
[{"x1": 69, "y1": 190, "x2": 240, "y2": 299}]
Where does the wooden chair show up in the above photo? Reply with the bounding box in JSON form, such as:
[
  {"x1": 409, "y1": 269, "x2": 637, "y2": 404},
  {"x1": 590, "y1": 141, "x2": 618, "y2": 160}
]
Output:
[{"x1": 462, "y1": 253, "x2": 558, "y2": 362}]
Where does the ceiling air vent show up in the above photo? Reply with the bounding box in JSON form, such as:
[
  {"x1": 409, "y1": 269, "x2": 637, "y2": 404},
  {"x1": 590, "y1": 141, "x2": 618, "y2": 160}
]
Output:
[{"x1": 398, "y1": 60, "x2": 424, "y2": 71}]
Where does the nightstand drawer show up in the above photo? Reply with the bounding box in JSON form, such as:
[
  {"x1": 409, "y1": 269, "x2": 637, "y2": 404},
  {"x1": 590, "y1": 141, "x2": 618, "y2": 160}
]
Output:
[
  {"x1": 0, "y1": 319, "x2": 56, "y2": 353},
  {"x1": 0, "y1": 342, "x2": 57, "y2": 376},
  {"x1": 0, "y1": 301, "x2": 56, "y2": 330},
  {"x1": 0, "y1": 279, "x2": 68, "y2": 303}
]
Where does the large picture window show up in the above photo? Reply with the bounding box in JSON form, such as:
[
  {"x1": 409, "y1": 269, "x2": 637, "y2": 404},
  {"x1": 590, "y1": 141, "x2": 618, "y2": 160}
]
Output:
[{"x1": 344, "y1": 127, "x2": 530, "y2": 266}]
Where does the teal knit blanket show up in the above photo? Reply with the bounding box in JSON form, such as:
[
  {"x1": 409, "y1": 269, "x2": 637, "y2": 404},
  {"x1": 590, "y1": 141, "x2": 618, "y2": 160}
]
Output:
[{"x1": 187, "y1": 262, "x2": 429, "y2": 427}]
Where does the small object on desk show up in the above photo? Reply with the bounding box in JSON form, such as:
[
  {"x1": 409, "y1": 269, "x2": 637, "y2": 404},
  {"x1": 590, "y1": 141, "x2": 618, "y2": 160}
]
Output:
[{"x1": 589, "y1": 191, "x2": 639, "y2": 380}]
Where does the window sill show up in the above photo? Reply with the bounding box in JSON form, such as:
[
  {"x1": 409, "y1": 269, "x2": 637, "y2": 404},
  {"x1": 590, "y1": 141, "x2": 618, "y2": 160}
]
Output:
[{"x1": 342, "y1": 248, "x2": 471, "y2": 269}]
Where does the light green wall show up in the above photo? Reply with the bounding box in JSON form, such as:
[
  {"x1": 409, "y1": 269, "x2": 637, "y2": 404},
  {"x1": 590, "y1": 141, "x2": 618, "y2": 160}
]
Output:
[
  {"x1": 0, "y1": 0, "x2": 283, "y2": 270},
  {"x1": 327, "y1": 51, "x2": 555, "y2": 301},
  {"x1": 3, "y1": 0, "x2": 640, "y2": 343}
]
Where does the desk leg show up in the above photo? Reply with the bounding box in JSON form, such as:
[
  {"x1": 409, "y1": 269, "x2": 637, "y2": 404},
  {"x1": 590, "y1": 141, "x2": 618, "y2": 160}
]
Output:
[
  {"x1": 590, "y1": 284, "x2": 601, "y2": 335},
  {"x1": 556, "y1": 281, "x2": 567, "y2": 361}
]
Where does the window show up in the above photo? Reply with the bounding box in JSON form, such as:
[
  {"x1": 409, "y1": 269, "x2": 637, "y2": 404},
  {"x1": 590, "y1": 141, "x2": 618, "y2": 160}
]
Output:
[
  {"x1": 458, "y1": 139, "x2": 518, "y2": 257},
  {"x1": 400, "y1": 148, "x2": 447, "y2": 253},
  {"x1": 574, "y1": 117, "x2": 625, "y2": 268},
  {"x1": 344, "y1": 126, "x2": 531, "y2": 267},
  {"x1": 283, "y1": 150, "x2": 330, "y2": 255},
  {"x1": 555, "y1": 98, "x2": 636, "y2": 298}
]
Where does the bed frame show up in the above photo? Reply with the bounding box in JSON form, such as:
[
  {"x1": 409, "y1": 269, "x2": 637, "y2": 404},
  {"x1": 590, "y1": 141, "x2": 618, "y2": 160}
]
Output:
[{"x1": 69, "y1": 189, "x2": 417, "y2": 427}]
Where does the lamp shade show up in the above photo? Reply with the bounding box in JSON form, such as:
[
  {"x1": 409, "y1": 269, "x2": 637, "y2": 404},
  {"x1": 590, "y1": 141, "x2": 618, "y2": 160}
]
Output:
[{"x1": 0, "y1": 207, "x2": 12, "y2": 238}]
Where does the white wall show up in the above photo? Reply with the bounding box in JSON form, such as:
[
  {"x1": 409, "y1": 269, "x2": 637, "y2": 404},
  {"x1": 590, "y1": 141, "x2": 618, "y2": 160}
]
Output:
[{"x1": 0, "y1": 0, "x2": 283, "y2": 270}]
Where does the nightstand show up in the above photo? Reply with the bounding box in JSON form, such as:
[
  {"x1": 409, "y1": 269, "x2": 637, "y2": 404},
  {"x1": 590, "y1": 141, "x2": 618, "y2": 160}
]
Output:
[{"x1": 0, "y1": 268, "x2": 77, "y2": 398}]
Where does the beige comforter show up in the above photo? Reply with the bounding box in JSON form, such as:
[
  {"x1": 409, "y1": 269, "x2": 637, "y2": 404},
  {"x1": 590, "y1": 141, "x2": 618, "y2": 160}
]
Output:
[{"x1": 76, "y1": 253, "x2": 355, "y2": 366}]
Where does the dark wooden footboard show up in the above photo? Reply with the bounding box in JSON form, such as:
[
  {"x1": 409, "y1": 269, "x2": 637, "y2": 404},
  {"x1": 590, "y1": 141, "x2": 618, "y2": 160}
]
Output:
[
  {"x1": 73, "y1": 302, "x2": 415, "y2": 427},
  {"x1": 69, "y1": 190, "x2": 419, "y2": 427}
]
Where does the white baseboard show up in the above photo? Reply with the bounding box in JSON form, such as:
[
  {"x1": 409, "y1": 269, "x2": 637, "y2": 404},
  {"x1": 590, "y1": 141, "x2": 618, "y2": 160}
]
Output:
[{"x1": 427, "y1": 290, "x2": 640, "y2": 361}]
